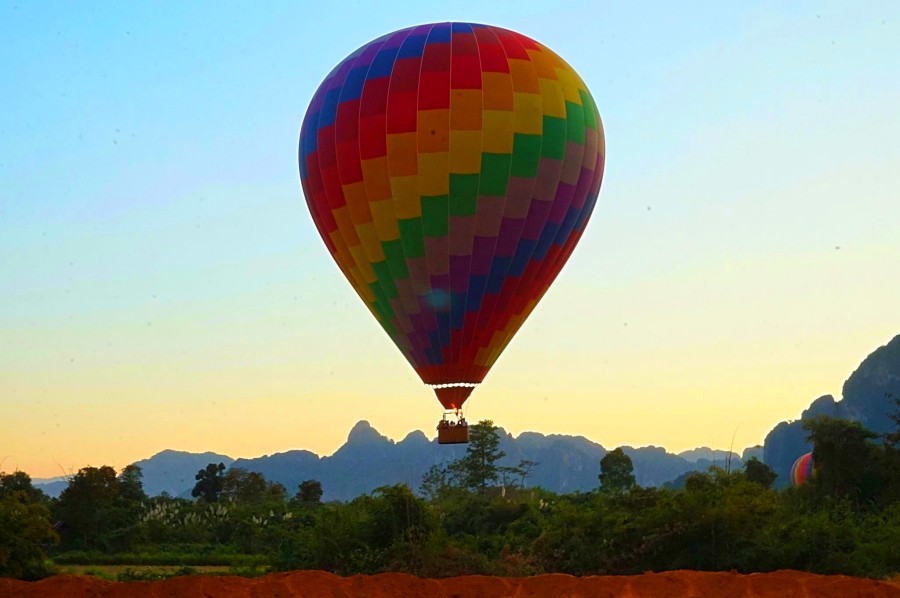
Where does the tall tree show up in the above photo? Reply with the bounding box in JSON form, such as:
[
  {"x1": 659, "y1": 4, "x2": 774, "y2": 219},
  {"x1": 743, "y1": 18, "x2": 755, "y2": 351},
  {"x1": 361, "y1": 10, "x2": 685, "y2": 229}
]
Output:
[
  {"x1": 55, "y1": 466, "x2": 120, "y2": 550},
  {"x1": 296, "y1": 479, "x2": 323, "y2": 504},
  {"x1": 803, "y1": 416, "x2": 883, "y2": 505},
  {"x1": 0, "y1": 471, "x2": 47, "y2": 505},
  {"x1": 117, "y1": 464, "x2": 147, "y2": 503},
  {"x1": 452, "y1": 420, "x2": 506, "y2": 493},
  {"x1": 599, "y1": 448, "x2": 636, "y2": 494},
  {"x1": 886, "y1": 395, "x2": 900, "y2": 447},
  {"x1": 743, "y1": 457, "x2": 777, "y2": 489},
  {"x1": 221, "y1": 468, "x2": 268, "y2": 504},
  {"x1": 192, "y1": 462, "x2": 226, "y2": 502},
  {"x1": 420, "y1": 465, "x2": 448, "y2": 501}
]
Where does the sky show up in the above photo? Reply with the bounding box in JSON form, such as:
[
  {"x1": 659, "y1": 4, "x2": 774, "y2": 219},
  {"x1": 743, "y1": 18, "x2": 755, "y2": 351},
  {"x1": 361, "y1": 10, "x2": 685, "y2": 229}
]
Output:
[{"x1": 2, "y1": 1, "x2": 899, "y2": 479}]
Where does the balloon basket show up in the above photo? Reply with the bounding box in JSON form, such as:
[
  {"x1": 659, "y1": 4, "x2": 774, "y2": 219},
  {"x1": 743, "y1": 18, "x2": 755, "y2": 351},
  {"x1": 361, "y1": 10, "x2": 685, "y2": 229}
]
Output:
[{"x1": 438, "y1": 423, "x2": 469, "y2": 445}]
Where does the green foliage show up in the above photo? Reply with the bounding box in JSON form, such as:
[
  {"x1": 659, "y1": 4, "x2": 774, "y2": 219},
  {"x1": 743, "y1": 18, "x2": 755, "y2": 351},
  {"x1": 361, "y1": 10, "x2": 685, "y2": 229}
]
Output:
[
  {"x1": 13, "y1": 414, "x2": 899, "y2": 581},
  {"x1": 0, "y1": 471, "x2": 48, "y2": 505},
  {"x1": 420, "y1": 464, "x2": 449, "y2": 501},
  {"x1": 52, "y1": 548, "x2": 267, "y2": 567},
  {"x1": 744, "y1": 457, "x2": 777, "y2": 489},
  {"x1": 0, "y1": 491, "x2": 59, "y2": 580},
  {"x1": 803, "y1": 416, "x2": 891, "y2": 507},
  {"x1": 222, "y1": 468, "x2": 268, "y2": 504},
  {"x1": 452, "y1": 420, "x2": 506, "y2": 493},
  {"x1": 81, "y1": 567, "x2": 116, "y2": 580},
  {"x1": 273, "y1": 483, "x2": 439, "y2": 575},
  {"x1": 599, "y1": 448, "x2": 637, "y2": 494},
  {"x1": 192, "y1": 463, "x2": 226, "y2": 503},
  {"x1": 295, "y1": 480, "x2": 323, "y2": 504},
  {"x1": 54, "y1": 465, "x2": 147, "y2": 552},
  {"x1": 116, "y1": 567, "x2": 177, "y2": 582},
  {"x1": 117, "y1": 464, "x2": 147, "y2": 504}
]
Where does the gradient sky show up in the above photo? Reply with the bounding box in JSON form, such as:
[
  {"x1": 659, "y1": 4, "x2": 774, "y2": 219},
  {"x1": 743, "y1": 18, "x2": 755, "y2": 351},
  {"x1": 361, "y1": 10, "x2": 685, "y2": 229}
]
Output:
[{"x1": 2, "y1": 1, "x2": 898, "y2": 479}]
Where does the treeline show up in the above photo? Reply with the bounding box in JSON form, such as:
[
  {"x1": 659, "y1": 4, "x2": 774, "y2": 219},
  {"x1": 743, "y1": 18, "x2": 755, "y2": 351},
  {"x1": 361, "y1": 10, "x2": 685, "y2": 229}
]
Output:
[{"x1": 2, "y1": 414, "x2": 899, "y2": 581}]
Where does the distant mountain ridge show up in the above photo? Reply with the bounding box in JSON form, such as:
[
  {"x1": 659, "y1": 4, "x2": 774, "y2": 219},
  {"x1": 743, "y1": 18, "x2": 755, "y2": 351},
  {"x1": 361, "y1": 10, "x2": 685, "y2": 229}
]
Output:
[
  {"x1": 132, "y1": 449, "x2": 234, "y2": 498},
  {"x1": 763, "y1": 334, "x2": 900, "y2": 486},
  {"x1": 35, "y1": 423, "x2": 745, "y2": 500},
  {"x1": 229, "y1": 426, "x2": 749, "y2": 501},
  {"x1": 35, "y1": 334, "x2": 897, "y2": 500}
]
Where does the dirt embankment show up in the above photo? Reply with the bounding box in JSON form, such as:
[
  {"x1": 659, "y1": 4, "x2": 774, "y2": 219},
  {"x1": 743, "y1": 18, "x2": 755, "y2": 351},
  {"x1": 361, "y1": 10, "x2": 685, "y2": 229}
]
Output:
[{"x1": 2, "y1": 569, "x2": 899, "y2": 597}]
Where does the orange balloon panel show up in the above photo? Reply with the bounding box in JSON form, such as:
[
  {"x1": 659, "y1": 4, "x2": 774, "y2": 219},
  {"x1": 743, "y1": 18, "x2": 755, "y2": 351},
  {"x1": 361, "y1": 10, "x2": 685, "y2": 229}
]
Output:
[{"x1": 299, "y1": 23, "x2": 605, "y2": 410}]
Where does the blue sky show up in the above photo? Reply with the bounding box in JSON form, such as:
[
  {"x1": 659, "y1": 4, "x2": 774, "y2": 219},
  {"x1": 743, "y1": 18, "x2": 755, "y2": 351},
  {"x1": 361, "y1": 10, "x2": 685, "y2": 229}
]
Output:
[{"x1": 2, "y1": 1, "x2": 898, "y2": 477}]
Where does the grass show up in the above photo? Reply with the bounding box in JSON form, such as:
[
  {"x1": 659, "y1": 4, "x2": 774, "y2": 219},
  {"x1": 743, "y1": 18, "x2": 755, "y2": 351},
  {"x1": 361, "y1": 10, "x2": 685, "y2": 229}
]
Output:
[
  {"x1": 57, "y1": 564, "x2": 269, "y2": 581},
  {"x1": 52, "y1": 549, "x2": 268, "y2": 568}
]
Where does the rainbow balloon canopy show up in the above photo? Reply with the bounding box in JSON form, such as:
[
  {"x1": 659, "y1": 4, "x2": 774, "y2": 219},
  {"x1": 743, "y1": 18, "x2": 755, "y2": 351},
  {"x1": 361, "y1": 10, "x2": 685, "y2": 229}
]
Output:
[
  {"x1": 790, "y1": 452, "x2": 814, "y2": 486},
  {"x1": 299, "y1": 22, "x2": 605, "y2": 410}
]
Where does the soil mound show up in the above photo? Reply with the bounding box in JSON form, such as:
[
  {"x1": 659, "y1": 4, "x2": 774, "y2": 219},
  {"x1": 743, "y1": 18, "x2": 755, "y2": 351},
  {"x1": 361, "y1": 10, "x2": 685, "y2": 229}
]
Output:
[{"x1": 2, "y1": 569, "x2": 899, "y2": 597}]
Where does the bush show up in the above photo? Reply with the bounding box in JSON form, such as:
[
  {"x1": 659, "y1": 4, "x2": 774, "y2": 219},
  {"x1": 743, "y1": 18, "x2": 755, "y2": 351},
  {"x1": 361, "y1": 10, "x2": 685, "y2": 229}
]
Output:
[{"x1": 0, "y1": 495, "x2": 59, "y2": 580}]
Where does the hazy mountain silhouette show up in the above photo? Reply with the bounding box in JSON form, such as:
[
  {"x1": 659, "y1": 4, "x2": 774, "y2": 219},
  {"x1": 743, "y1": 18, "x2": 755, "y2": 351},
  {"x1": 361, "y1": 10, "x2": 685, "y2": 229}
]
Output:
[
  {"x1": 742, "y1": 445, "x2": 764, "y2": 462},
  {"x1": 35, "y1": 421, "x2": 735, "y2": 500},
  {"x1": 678, "y1": 448, "x2": 742, "y2": 464},
  {"x1": 30, "y1": 478, "x2": 68, "y2": 498},
  {"x1": 133, "y1": 449, "x2": 234, "y2": 497},
  {"x1": 763, "y1": 334, "x2": 900, "y2": 486},
  {"x1": 38, "y1": 422, "x2": 726, "y2": 501},
  {"x1": 33, "y1": 336, "x2": 898, "y2": 499},
  {"x1": 230, "y1": 423, "x2": 741, "y2": 500},
  {"x1": 33, "y1": 449, "x2": 235, "y2": 499}
]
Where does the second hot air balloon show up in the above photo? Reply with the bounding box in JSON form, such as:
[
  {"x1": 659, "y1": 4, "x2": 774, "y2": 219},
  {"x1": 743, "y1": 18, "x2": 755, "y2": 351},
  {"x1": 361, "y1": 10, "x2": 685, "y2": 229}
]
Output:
[
  {"x1": 299, "y1": 22, "x2": 605, "y2": 443},
  {"x1": 790, "y1": 452, "x2": 814, "y2": 486}
]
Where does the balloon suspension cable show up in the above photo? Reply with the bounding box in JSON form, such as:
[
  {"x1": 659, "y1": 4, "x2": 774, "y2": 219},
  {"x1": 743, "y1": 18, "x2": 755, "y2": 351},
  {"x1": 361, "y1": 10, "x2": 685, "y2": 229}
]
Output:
[
  {"x1": 429, "y1": 382, "x2": 478, "y2": 406},
  {"x1": 437, "y1": 407, "x2": 468, "y2": 430}
]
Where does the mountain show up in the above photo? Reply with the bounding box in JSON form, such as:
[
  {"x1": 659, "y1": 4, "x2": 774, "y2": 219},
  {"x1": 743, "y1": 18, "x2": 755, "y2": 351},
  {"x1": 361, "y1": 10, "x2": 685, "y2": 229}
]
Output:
[
  {"x1": 30, "y1": 451, "x2": 235, "y2": 499},
  {"x1": 228, "y1": 423, "x2": 729, "y2": 501},
  {"x1": 131, "y1": 449, "x2": 234, "y2": 497},
  {"x1": 32, "y1": 478, "x2": 68, "y2": 499},
  {"x1": 32, "y1": 336, "x2": 899, "y2": 500},
  {"x1": 32, "y1": 422, "x2": 746, "y2": 501},
  {"x1": 229, "y1": 421, "x2": 462, "y2": 501},
  {"x1": 763, "y1": 334, "x2": 900, "y2": 486},
  {"x1": 678, "y1": 447, "x2": 742, "y2": 465},
  {"x1": 509, "y1": 432, "x2": 606, "y2": 492},
  {"x1": 625, "y1": 446, "x2": 742, "y2": 487},
  {"x1": 742, "y1": 445, "x2": 764, "y2": 462}
]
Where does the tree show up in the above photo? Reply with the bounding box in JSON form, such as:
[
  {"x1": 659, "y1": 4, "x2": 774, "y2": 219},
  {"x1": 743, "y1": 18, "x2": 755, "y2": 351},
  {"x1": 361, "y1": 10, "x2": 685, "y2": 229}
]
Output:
[
  {"x1": 192, "y1": 462, "x2": 226, "y2": 502},
  {"x1": 221, "y1": 468, "x2": 267, "y2": 504},
  {"x1": 599, "y1": 448, "x2": 636, "y2": 494},
  {"x1": 886, "y1": 395, "x2": 900, "y2": 447},
  {"x1": 0, "y1": 494, "x2": 58, "y2": 580},
  {"x1": 117, "y1": 464, "x2": 147, "y2": 504},
  {"x1": 498, "y1": 459, "x2": 540, "y2": 490},
  {"x1": 453, "y1": 420, "x2": 506, "y2": 493},
  {"x1": 296, "y1": 479, "x2": 323, "y2": 504},
  {"x1": 55, "y1": 466, "x2": 120, "y2": 550},
  {"x1": 514, "y1": 459, "x2": 539, "y2": 488},
  {"x1": 369, "y1": 484, "x2": 432, "y2": 549},
  {"x1": 420, "y1": 465, "x2": 449, "y2": 501},
  {"x1": 883, "y1": 395, "x2": 900, "y2": 504},
  {"x1": 803, "y1": 416, "x2": 882, "y2": 504},
  {"x1": 743, "y1": 457, "x2": 777, "y2": 489},
  {"x1": 0, "y1": 471, "x2": 47, "y2": 505}
]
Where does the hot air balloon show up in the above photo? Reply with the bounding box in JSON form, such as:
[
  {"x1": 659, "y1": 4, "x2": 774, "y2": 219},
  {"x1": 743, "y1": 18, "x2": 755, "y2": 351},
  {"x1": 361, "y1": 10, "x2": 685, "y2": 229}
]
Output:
[
  {"x1": 790, "y1": 452, "x2": 814, "y2": 486},
  {"x1": 298, "y1": 22, "x2": 605, "y2": 443}
]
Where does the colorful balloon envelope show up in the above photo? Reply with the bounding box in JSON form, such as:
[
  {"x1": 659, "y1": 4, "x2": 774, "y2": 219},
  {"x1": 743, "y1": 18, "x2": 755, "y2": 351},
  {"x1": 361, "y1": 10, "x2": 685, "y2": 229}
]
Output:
[
  {"x1": 299, "y1": 23, "x2": 605, "y2": 410},
  {"x1": 790, "y1": 452, "x2": 814, "y2": 486}
]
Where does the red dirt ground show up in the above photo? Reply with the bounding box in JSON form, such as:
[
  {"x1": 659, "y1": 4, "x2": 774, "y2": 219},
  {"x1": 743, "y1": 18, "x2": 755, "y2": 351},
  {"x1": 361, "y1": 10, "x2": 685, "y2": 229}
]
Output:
[{"x1": 2, "y1": 570, "x2": 899, "y2": 597}]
